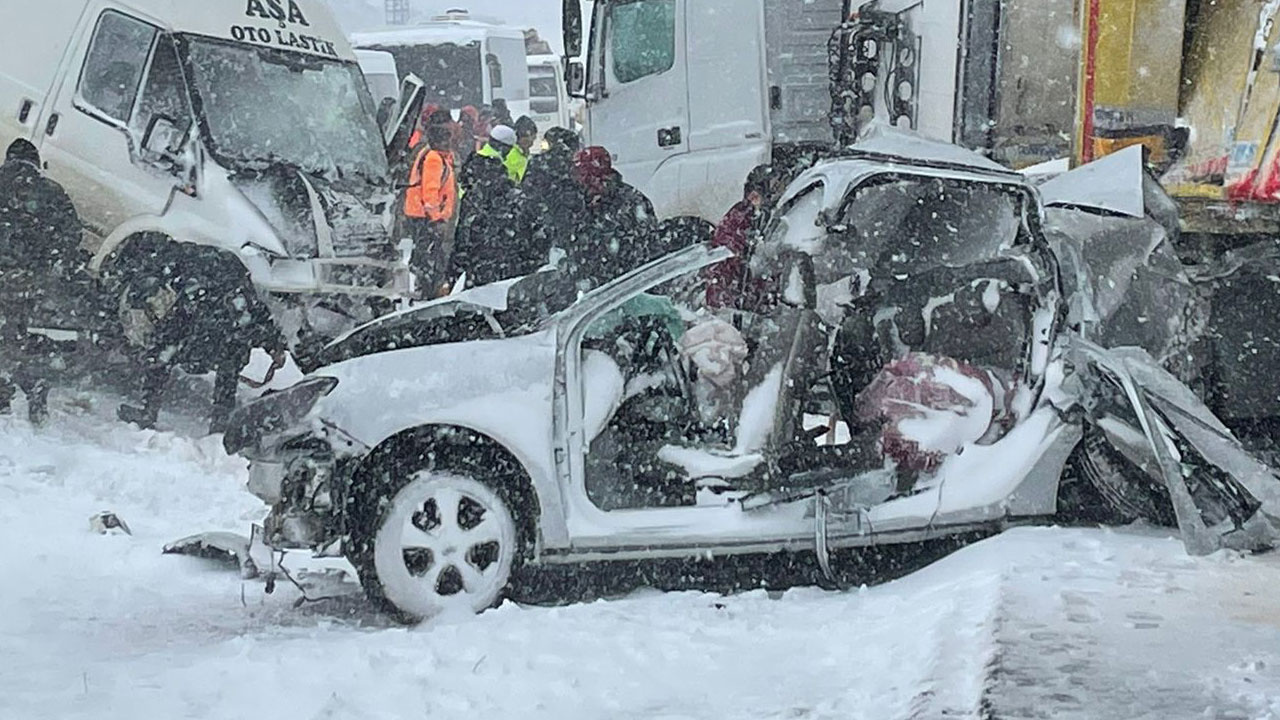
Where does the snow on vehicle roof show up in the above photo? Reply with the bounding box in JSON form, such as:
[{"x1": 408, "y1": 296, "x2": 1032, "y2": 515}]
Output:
[
  {"x1": 351, "y1": 19, "x2": 526, "y2": 48},
  {"x1": 123, "y1": 0, "x2": 356, "y2": 62},
  {"x1": 1037, "y1": 144, "x2": 1146, "y2": 218},
  {"x1": 848, "y1": 125, "x2": 1019, "y2": 176},
  {"x1": 775, "y1": 133, "x2": 1033, "y2": 224}
]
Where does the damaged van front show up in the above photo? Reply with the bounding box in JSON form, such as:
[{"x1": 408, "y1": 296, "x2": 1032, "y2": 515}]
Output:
[
  {"x1": 3, "y1": 0, "x2": 423, "y2": 352},
  {"x1": 164, "y1": 28, "x2": 414, "y2": 338}
]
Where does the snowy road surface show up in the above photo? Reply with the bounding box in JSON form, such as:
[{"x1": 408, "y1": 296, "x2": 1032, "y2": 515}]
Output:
[{"x1": 2, "y1": 399, "x2": 1280, "y2": 720}]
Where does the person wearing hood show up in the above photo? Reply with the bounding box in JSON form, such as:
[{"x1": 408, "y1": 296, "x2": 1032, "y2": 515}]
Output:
[
  {"x1": 505, "y1": 116, "x2": 539, "y2": 183},
  {"x1": 404, "y1": 121, "x2": 459, "y2": 298},
  {"x1": 510, "y1": 127, "x2": 585, "y2": 279},
  {"x1": 705, "y1": 164, "x2": 780, "y2": 312},
  {"x1": 0, "y1": 139, "x2": 82, "y2": 424},
  {"x1": 563, "y1": 146, "x2": 657, "y2": 287}
]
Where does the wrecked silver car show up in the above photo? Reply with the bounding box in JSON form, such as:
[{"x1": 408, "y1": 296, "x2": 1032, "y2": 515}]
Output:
[{"x1": 222, "y1": 132, "x2": 1280, "y2": 622}]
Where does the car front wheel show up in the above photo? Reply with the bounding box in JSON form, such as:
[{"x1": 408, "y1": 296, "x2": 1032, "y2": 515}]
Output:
[{"x1": 364, "y1": 470, "x2": 520, "y2": 621}]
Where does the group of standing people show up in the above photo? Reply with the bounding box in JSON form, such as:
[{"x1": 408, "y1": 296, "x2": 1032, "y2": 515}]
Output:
[
  {"x1": 399, "y1": 106, "x2": 660, "y2": 298},
  {"x1": 0, "y1": 111, "x2": 787, "y2": 432}
]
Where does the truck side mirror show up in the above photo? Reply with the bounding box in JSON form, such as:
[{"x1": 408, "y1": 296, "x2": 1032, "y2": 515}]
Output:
[
  {"x1": 566, "y1": 60, "x2": 586, "y2": 98},
  {"x1": 563, "y1": 0, "x2": 583, "y2": 58}
]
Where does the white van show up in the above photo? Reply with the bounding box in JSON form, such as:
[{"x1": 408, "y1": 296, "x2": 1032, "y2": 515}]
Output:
[
  {"x1": 0, "y1": 0, "x2": 423, "y2": 352},
  {"x1": 527, "y1": 53, "x2": 572, "y2": 138},
  {"x1": 351, "y1": 11, "x2": 530, "y2": 118}
]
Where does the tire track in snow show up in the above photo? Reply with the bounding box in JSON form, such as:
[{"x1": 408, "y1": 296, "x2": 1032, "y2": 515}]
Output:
[
  {"x1": 899, "y1": 568, "x2": 1005, "y2": 720},
  {"x1": 979, "y1": 530, "x2": 1280, "y2": 720}
]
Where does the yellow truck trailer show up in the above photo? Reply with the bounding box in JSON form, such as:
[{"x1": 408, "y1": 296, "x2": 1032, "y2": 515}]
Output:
[{"x1": 1078, "y1": 0, "x2": 1280, "y2": 234}]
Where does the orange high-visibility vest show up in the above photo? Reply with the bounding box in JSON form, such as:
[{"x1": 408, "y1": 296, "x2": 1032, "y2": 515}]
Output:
[{"x1": 404, "y1": 147, "x2": 457, "y2": 222}]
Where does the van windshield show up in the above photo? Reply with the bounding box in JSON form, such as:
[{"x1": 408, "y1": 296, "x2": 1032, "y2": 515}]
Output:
[{"x1": 183, "y1": 38, "x2": 387, "y2": 181}]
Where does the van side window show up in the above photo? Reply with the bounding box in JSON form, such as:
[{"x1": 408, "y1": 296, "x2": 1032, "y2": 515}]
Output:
[
  {"x1": 78, "y1": 12, "x2": 157, "y2": 123},
  {"x1": 130, "y1": 37, "x2": 191, "y2": 144}
]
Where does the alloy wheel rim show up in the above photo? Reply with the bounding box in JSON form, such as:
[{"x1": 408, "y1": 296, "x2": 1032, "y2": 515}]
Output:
[{"x1": 376, "y1": 472, "x2": 516, "y2": 616}]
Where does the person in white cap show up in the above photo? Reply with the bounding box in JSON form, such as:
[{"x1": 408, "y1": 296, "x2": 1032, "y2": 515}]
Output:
[
  {"x1": 476, "y1": 125, "x2": 517, "y2": 165},
  {"x1": 451, "y1": 125, "x2": 521, "y2": 288}
]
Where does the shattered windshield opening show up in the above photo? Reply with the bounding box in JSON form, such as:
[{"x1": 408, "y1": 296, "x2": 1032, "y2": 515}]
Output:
[
  {"x1": 765, "y1": 175, "x2": 1027, "y2": 287},
  {"x1": 181, "y1": 37, "x2": 386, "y2": 181},
  {"x1": 839, "y1": 176, "x2": 1023, "y2": 279}
]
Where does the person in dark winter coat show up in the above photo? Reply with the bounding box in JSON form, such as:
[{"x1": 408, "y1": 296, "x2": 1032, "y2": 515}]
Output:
[
  {"x1": 705, "y1": 164, "x2": 780, "y2": 312},
  {"x1": 448, "y1": 127, "x2": 520, "y2": 288},
  {"x1": 0, "y1": 140, "x2": 83, "y2": 424},
  {"x1": 509, "y1": 127, "x2": 584, "y2": 278},
  {"x1": 116, "y1": 247, "x2": 286, "y2": 434},
  {"x1": 563, "y1": 146, "x2": 657, "y2": 287}
]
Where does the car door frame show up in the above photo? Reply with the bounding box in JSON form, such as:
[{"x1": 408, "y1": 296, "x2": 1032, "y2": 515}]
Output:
[{"x1": 550, "y1": 246, "x2": 739, "y2": 545}]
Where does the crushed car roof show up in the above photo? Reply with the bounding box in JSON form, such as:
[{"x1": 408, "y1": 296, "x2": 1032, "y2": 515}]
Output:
[{"x1": 843, "y1": 125, "x2": 1022, "y2": 178}]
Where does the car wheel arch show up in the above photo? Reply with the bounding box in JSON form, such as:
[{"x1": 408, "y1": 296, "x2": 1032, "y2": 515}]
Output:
[{"x1": 346, "y1": 424, "x2": 544, "y2": 558}]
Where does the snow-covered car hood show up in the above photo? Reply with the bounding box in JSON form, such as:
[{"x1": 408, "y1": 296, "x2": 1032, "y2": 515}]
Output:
[
  {"x1": 312, "y1": 330, "x2": 558, "y2": 451},
  {"x1": 314, "y1": 272, "x2": 580, "y2": 367}
]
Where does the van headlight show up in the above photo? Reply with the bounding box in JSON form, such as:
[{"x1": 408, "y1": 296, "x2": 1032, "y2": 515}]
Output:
[{"x1": 223, "y1": 377, "x2": 339, "y2": 456}]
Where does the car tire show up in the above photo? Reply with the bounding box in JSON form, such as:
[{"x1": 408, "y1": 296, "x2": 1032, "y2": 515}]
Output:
[
  {"x1": 353, "y1": 464, "x2": 524, "y2": 622},
  {"x1": 1075, "y1": 425, "x2": 1177, "y2": 527}
]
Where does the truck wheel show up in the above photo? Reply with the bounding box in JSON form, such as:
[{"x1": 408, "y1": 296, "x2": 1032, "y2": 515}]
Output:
[
  {"x1": 1074, "y1": 425, "x2": 1177, "y2": 527},
  {"x1": 354, "y1": 465, "x2": 523, "y2": 622}
]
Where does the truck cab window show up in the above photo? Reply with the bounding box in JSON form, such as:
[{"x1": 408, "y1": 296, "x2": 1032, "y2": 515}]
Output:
[
  {"x1": 609, "y1": 0, "x2": 677, "y2": 84},
  {"x1": 130, "y1": 37, "x2": 191, "y2": 150},
  {"x1": 78, "y1": 12, "x2": 157, "y2": 123}
]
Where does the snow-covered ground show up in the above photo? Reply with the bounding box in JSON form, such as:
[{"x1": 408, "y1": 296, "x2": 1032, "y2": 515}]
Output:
[{"x1": 3, "y1": 394, "x2": 1280, "y2": 720}]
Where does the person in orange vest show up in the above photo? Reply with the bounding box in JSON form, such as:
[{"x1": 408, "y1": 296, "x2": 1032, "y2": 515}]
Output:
[{"x1": 405, "y1": 123, "x2": 458, "y2": 298}]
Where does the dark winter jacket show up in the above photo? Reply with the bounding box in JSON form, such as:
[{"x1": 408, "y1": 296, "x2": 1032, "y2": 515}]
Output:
[
  {"x1": 0, "y1": 158, "x2": 82, "y2": 291},
  {"x1": 511, "y1": 148, "x2": 586, "y2": 276},
  {"x1": 564, "y1": 173, "x2": 657, "y2": 286},
  {"x1": 125, "y1": 247, "x2": 282, "y2": 373},
  {"x1": 450, "y1": 153, "x2": 522, "y2": 287}
]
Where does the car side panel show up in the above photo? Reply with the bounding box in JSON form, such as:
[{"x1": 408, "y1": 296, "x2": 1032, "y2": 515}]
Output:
[{"x1": 314, "y1": 331, "x2": 570, "y2": 548}]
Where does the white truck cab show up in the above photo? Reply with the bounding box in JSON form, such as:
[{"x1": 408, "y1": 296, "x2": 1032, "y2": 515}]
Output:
[
  {"x1": 561, "y1": 0, "x2": 1076, "y2": 222},
  {"x1": 351, "y1": 11, "x2": 530, "y2": 118},
  {"x1": 562, "y1": 0, "x2": 845, "y2": 221},
  {"x1": 0, "y1": 0, "x2": 423, "y2": 349}
]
